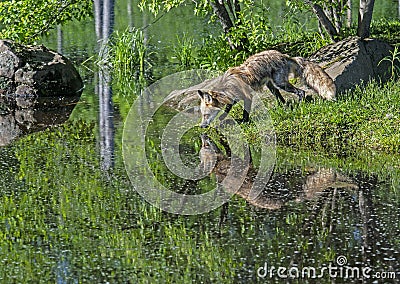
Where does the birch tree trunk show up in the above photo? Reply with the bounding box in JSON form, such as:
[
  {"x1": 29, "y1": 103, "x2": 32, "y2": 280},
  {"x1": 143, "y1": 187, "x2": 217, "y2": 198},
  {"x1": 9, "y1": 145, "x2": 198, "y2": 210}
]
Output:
[
  {"x1": 310, "y1": 2, "x2": 339, "y2": 41},
  {"x1": 57, "y1": 25, "x2": 63, "y2": 54},
  {"x1": 346, "y1": 0, "x2": 352, "y2": 28},
  {"x1": 94, "y1": 0, "x2": 116, "y2": 171},
  {"x1": 357, "y1": 0, "x2": 375, "y2": 39}
]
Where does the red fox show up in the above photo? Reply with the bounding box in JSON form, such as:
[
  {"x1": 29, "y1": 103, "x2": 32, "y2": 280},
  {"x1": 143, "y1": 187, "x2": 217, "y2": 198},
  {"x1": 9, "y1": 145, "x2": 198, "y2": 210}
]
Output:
[{"x1": 197, "y1": 50, "x2": 336, "y2": 127}]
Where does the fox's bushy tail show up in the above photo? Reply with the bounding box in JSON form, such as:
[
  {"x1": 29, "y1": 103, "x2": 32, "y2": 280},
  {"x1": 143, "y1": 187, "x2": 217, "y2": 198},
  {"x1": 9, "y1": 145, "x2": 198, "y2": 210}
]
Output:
[{"x1": 293, "y1": 57, "x2": 336, "y2": 101}]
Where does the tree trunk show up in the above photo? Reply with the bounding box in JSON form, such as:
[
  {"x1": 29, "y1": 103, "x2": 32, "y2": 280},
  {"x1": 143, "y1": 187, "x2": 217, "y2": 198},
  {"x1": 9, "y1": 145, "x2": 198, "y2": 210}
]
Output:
[
  {"x1": 57, "y1": 25, "x2": 63, "y2": 54},
  {"x1": 210, "y1": 0, "x2": 247, "y2": 51},
  {"x1": 210, "y1": 0, "x2": 235, "y2": 49},
  {"x1": 102, "y1": 0, "x2": 115, "y2": 40},
  {"x1": 346, "y1": 0, "x2": 352, "y2": 28},
  {"x1": 94, "y1": 0, "x2": 116, "y2": 171},
  {"x1": 94, "y1": 0, "x2": 103, "y2": 40},
  {"x1": 127, "y1": 0, "x2": 132, "y2": 28},
  {"x1": 310, "y1": 2, "x2": 339, "y2": 41},
  {"x1": 94, "y1": 0, "x2": 115, "y2": 42},
  {"x1": 357, "y1": 0, "x2": 375, "y2": 39},
  {"x1": 98, "y1": 68, "x2": 114, "y2": 171},
  {"x1": 210, "y1": 0, "x2": 234, "y2": 35},
  {"x1": 330, "y1": 0, "x2": 342, "y2": 32}
]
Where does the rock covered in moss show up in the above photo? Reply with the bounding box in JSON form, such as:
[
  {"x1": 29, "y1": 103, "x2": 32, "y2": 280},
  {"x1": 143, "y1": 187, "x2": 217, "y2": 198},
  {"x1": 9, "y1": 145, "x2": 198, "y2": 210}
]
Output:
[
  {"x1": 310, "y1": 37, "x2": 397, "y2": 94},
  {"x1": 0, "y1": 39, "x2": 83, "y2": 97}
]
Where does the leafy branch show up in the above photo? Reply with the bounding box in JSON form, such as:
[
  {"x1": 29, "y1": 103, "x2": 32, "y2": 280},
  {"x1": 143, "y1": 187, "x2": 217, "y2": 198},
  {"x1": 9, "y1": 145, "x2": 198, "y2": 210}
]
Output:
[{"x1": 0, "y1": 0, "x2": 92, "y2": 43}]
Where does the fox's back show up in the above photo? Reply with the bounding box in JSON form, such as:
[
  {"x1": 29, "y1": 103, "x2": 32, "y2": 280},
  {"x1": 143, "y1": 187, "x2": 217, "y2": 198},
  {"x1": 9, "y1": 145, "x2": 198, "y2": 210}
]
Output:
[
  {"x1": 243, "y1": 50, "x2": 289, "y2": 69},
  {"x1": 227, "y1": 50, "x2": 295, "y2": 89}
]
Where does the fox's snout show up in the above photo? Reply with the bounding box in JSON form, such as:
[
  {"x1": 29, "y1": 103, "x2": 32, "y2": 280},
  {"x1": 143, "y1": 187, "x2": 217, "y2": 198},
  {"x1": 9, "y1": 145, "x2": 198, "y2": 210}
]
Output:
[{"x1": 199, "y1": 116, "x2": 213, "y2": 128}]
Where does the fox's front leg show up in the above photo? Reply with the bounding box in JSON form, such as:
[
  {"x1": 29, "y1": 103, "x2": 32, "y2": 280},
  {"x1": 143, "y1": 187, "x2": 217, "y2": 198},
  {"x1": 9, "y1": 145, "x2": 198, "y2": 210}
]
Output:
[
  {"x1": 272, "y1": 73, "x2": 305, "y2": 101},
  {"x1": 267, "y1": 81, "x2": 285, "y2": 104},
  {"x1": 242, "y1": 97, "x2": 251, "y2": 123},
  {"x1": 219, "y1": 103, "x2": 234, "y2": 121},
  {"x1": 275, "y1": 81, "x2": 305, "y2": 101}
]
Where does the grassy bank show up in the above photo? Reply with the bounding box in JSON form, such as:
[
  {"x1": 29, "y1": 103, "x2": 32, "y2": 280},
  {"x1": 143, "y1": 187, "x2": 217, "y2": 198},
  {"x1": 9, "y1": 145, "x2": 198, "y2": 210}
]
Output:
[
  {"x1": 103, "y1": 20, "x2": 400, "y2": 155},
  {"x1": 268, "y1": 79, "x2": 400, "y2": 154}
]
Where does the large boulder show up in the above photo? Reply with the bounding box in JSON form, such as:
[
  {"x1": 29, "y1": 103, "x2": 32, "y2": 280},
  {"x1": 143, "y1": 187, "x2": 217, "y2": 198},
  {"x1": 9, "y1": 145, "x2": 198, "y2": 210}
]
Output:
[
  {"x1": 0, "y1": 39, "x2": 83, "y2": 97},
  {"x1": 310, "y1": 36, "x2": 396, "y2": 94}
]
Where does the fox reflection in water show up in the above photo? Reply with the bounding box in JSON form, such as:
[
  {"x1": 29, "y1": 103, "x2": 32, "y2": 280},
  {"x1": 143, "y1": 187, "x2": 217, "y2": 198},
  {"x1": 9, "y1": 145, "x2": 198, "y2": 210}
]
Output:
[{"x1": 198, "y1": 134, "x2": 359, "y2": 209}]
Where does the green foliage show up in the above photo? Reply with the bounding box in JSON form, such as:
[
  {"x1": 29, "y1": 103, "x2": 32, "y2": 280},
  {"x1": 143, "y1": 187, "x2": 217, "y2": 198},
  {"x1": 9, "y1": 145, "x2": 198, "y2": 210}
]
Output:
[
  {"x1": 286, "y1": 0, "x2": 349, "y2": 37},
  {"x1": 107, "y1": 27, "x2": 152, "y2": 87},
  {"x1": 0, "y1": 0, "x2": 92, "y2": 43},
  {"x1": 195, "y1": 13, "x2": 328, "y2": 71},
  {"x1": 195, "y1": 34, "x2": 241, "y2": 70},
  {"x1": 138, "y1": 0, "x2": 187, "y2": 15},
  {"x1": 94, "y1": 27, "x2": 155, "y2": 117},
  {"x1": 172, "y1": 33, "x2": 197, "y2": 70},
  {"x1": 379, "y1": 46, "x2": 400, "y2": 79},
  {"x1": 286, "y1": 0, "x2": 348, "y2": 15},
  {"x1": 370, "y1": 19, "x2": 400, "y2": 44},
  {"x1": 166, "y1": 12, "x2": 400, "y2": 80}
]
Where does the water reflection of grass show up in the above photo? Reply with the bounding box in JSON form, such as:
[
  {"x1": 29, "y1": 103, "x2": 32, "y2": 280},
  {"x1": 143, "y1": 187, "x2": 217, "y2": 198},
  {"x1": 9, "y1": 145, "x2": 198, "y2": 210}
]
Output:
[{"x1": 1, "y1": 117, "x2": 398, "y2": 282}]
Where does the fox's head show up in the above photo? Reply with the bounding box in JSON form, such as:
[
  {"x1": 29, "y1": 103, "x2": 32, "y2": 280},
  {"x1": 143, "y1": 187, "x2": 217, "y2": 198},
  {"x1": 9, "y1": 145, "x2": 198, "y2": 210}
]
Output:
[
  {"x1": 199, "y1": 134, "x2": 222, "y2": 175},
  {"x1": 197, "y1": 90, "x2": 225, "y2": 128}
]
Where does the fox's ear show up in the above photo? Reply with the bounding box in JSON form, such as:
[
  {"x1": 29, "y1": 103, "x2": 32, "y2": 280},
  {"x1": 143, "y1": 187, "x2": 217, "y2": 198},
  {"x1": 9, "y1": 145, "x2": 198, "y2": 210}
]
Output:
[
  {"x1": 197, "y1": 90, "x2": 205, "y2": 100},
  {"x1": 198, "y1": 90, "x2": 213, "y2": 104}
]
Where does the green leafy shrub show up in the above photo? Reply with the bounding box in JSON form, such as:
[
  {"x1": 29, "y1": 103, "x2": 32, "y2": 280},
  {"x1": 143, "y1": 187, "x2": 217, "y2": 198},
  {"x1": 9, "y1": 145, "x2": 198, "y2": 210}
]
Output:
[{"x1": 0, "y1": 0, "x2": 92, "y2": 43}]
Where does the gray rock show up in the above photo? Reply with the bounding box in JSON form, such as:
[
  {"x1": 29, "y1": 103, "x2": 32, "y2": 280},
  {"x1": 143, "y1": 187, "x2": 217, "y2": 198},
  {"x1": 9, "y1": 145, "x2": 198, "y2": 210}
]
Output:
[
  {"x1": 310, "y1": 36, "x2": 396, "y2": 94},
  {"x1": 0, "y1": 39, "x2": 83, "y2": 97}
]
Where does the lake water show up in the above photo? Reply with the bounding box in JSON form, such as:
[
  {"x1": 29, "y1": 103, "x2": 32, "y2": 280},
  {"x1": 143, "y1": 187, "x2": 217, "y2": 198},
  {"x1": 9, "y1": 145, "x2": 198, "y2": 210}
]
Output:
[{"x1": 0, "y1": 2, "x2": 399, "y2": 283}]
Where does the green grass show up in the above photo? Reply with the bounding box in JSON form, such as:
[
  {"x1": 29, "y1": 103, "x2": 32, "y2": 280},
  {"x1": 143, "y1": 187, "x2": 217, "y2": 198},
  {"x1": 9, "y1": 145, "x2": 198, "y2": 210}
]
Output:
[{"x1": 266, "y1": 79, "x2": 400, "y2": 154}]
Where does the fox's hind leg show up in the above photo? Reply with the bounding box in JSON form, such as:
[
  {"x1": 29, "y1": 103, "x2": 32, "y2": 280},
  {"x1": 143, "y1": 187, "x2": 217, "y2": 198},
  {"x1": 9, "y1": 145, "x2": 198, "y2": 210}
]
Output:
[{"x1": 272, "y1": 73, "x2": 305, "y2": 101}]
